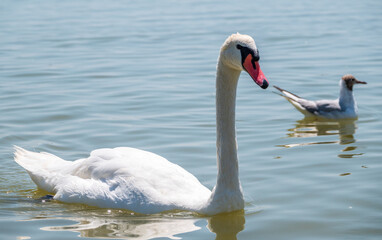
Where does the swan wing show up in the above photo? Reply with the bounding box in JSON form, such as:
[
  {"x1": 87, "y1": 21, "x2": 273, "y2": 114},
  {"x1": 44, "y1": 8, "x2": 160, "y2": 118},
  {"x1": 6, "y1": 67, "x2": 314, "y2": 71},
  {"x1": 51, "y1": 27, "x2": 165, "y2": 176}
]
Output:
[{"x1": 14, "y1": 146, "x2": 211, "y2": 214}]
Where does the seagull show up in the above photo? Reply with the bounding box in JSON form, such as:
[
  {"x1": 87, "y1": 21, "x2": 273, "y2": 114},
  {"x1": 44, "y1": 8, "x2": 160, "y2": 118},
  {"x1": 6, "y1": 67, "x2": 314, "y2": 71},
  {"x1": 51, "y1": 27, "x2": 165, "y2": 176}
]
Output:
[{"x1": 274, "y1": 74, "x2": 366, "y2": 119}]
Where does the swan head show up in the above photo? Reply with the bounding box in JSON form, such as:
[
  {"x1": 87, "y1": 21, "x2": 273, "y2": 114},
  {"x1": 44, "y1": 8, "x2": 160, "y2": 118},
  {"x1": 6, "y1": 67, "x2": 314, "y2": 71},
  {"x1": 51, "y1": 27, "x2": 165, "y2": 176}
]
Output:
[
  {"x1": 220, "y1": 33, "x2": 268, "y2": 89},
  {"x1": 340, "y1": 74, "x2": 367, "y2": 91}
]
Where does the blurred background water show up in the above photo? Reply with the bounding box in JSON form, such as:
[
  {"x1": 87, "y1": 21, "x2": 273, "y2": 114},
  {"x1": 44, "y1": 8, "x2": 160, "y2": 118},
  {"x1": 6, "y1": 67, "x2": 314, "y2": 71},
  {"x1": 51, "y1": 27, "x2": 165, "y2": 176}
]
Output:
[{"x1": 0, "y1": 0, "x2": 381, "y2": 239}]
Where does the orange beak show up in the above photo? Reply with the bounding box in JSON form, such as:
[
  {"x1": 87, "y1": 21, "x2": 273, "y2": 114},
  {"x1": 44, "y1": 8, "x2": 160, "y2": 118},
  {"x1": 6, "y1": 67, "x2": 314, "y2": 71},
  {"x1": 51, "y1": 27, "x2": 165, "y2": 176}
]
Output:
[{"x1": 242, "y1": 54, "x2": 268, "y2": 89}]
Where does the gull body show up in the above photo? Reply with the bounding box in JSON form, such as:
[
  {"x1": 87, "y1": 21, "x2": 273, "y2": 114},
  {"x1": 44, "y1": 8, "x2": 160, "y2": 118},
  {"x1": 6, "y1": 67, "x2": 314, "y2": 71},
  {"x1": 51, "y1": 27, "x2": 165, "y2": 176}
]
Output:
[{"x1": 274, "y1": 75, "x2": 366, "y2": 119}]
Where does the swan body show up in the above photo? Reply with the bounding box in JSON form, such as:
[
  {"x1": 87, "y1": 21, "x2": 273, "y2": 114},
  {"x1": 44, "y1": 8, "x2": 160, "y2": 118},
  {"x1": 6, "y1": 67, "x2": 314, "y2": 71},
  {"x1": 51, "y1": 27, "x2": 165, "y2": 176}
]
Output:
[
  {"x1": 14, "y1": 33, "x2": 269, "y2": 215},
  {"x1": 15, "y1": 146, "x2": 211, "y2": 214},
  {"x1": 274, "y1": 74, "x2": 366, "y2": 119}
]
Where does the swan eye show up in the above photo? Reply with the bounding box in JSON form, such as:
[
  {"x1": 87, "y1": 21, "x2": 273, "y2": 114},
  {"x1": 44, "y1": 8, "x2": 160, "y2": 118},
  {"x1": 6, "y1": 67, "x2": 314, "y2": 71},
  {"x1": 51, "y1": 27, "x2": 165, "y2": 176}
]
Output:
[
  {"x1": 254, "y1": 51, "x2": 260, "y2": 61},
  {"x1": 236, "y1": 45, "x2": 260, "y2": 62}
]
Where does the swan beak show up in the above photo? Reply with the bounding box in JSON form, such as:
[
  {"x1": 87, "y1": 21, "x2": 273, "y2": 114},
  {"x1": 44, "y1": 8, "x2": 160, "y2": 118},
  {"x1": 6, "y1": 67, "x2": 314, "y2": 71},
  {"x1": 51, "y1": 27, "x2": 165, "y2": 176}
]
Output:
[{"x1": 243, "y1": 54, "x2": 269, "y2": 89}]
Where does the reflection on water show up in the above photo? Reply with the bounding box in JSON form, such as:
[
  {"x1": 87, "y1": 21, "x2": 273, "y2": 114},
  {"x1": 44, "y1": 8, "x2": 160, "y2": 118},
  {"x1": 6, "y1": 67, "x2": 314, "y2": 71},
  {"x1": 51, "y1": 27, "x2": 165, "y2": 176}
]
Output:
[
  {"x1": 207, "y1": 210, "x2": 245, "y2": 240},
  {"x1": 29, "y1": 196, "x2": 245, "y2": 240},
  {"x1": 286, "y1": 118, "x2": 356, "y2": 145},
  {"x1": 278, "y1": 118, "x2": 364, "y2": 158},
  {"x1": 38, "y1": 212, "x2": 246, "y2": 240},
  {"x1": 40, "y1": 211, "x2": 200, "y2": 239}
]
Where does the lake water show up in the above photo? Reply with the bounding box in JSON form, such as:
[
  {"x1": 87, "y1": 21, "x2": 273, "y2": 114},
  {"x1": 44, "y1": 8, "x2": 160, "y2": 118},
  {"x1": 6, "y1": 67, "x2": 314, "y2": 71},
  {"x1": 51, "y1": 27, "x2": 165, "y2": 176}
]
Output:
[{"x1": 1, "y1": 0, "x2": 381, "y2": 239}]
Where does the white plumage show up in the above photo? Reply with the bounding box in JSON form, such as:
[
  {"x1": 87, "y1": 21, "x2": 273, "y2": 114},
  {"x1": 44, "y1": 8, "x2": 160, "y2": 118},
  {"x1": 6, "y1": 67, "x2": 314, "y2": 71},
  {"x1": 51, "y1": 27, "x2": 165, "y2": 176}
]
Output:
[
  {"x1": 15, "y1": 146, "x2": 210, "y2": 214},
  {"x1": 274, "y1": 74, "x2": 366, "y2": 119},
  {"x1": 14, "y1": 33, "x2": 268, "y2": 215}
]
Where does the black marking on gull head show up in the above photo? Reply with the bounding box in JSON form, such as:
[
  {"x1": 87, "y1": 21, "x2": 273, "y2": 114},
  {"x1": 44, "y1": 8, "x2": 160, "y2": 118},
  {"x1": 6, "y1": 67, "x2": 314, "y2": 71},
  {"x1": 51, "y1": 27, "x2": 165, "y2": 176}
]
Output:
[{"x1": 342, "y1": 74, "x2": 357, "y2": 91}]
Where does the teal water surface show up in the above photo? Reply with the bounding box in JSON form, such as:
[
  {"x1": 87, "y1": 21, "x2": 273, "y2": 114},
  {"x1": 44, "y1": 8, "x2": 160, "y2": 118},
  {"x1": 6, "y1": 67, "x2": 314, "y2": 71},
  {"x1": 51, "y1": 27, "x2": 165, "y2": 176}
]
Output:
[{"x1": 1, "y1": 0, "x2": 382, "y2": 239}]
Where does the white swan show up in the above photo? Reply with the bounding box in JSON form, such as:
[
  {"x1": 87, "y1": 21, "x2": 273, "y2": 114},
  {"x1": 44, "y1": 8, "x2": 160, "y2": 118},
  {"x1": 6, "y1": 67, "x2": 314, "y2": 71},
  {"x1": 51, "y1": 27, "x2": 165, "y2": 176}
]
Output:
[
  {"x1": 274, "y1": 74, "x2": 366, "y2": 119},
  {"x1": 14, "y1": 33, "x2": 269, "y2": 215}
]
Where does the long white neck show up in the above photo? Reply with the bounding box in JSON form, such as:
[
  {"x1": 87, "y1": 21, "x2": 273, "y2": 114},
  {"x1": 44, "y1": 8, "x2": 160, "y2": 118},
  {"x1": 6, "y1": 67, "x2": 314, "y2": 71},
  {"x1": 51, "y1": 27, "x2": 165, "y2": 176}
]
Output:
[
  {"x1": 203, "y1": 59, "x2": 244, "y2": 214},
  {"x1": 215, "y1": 60, "x2": 241, "y2": 191},
  {"x1": 339, "y1": 80, "x2": 356, "y2": 111}
]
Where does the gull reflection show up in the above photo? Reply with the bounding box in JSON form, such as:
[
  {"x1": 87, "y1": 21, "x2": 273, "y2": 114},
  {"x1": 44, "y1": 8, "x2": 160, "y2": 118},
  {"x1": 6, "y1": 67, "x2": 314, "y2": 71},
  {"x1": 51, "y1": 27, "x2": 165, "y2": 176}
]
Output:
[{"x1": 278, "y1": 118, "x2": 363, "y2": 158}]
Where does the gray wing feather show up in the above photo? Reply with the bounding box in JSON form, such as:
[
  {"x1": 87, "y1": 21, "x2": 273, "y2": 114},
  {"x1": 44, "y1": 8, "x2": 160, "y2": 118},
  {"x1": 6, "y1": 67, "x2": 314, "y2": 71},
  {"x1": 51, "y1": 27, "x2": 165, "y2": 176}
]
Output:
[
  {"x1": 273, "y1": 85, "x2": 341, "y2": 117},
  {"x1": 300, "y1": 99, "x2": 340, "y2": 115}
]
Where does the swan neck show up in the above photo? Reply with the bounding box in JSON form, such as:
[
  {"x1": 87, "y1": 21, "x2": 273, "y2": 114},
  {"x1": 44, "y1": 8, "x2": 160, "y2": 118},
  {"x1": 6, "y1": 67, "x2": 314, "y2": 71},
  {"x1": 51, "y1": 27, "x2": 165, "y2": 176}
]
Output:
[
  {"x1": 215, "y1": 61, "x2": 241, "y2": 190},
  {"x1": 201, "y1": 58, "x2": 245, "y2": 215}
]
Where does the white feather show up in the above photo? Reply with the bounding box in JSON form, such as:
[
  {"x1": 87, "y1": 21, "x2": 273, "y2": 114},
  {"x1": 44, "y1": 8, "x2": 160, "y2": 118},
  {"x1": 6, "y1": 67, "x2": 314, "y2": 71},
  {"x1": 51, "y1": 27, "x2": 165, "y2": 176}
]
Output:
[{"x1": 14, "y1": 33, "x2": 266, "y2": 215}]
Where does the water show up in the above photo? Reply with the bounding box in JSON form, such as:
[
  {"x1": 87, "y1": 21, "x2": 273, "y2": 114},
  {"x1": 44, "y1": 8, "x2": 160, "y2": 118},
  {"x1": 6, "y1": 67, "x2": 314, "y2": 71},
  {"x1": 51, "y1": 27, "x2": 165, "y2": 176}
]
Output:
[{"x1": 1, "y1": 0, "x2": 381, "y2": 239}]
